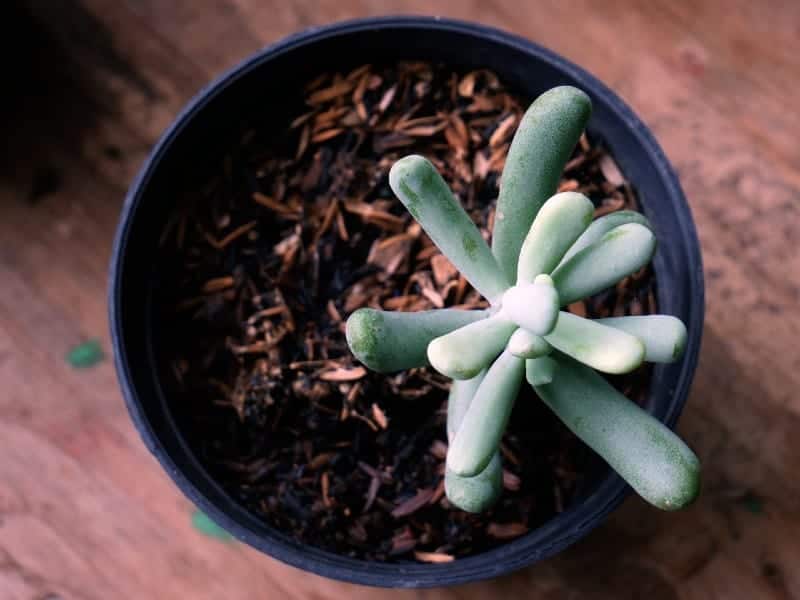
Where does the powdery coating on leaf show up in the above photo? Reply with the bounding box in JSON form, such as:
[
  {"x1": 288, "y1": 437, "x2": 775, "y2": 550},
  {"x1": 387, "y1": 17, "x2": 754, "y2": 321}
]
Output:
[
  {"x1": 447, "y1": 350, "x2": 525, "y2": 476},
  {"x1": 428, "y1": 316, "x2": 517, "y2": 380},
  {"x1": 551, "y1": 222, "x2": 656, "y2": 306},
  {"x1": 597, "y1": 315, "x2": 688, "y2": 363},
  {"x1": 516, "y1": 191, "x2": 594, "y2": 284},
  {"x1": 346, "y1": 308, "x2": 486, "y2": 373},
  {"x1": 544, "y1": 311, "x2": 645, "y2": 374},
  {"x1": 491, "y1": 86, "x2": 592, "y2": 282},
  {"x1": 389, "y1": 155, "x2": 510, "y2": 302},
  {"x1": 444, "y1": 454, "x2": 503, "y2": 513},
  {"x1": 535, "y1": 356, "x2": 701, "y2": 510}
]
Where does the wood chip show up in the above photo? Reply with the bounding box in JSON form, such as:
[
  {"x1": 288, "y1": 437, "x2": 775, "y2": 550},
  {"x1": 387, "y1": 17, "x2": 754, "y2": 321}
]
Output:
[
  {"x1": 489, "y1": 114, "x2": 517, "y2": 148},
  {"x1": 391, "y1": 488, "x2": 435, "y2": 518},
  {"x1": 253, "y1": 192, "x2": 301, "y2": 217},
  {"x1": 307, "y1": 78, "x2": 355, "y2": 105},
  {"x1": 429, "y1": 440, "x2": 448, "y2": 460},
  {"x1": 430, "y1": 254, "x2": 458, "y2": 287},
  {"x1": 371, "y1": 403, "x2": 389, "y2": 429},
  {"x1": 414, "y1": 551, "x2": 454, "y2": 564},
  {"x1": 319, "y1": 367, "x2": 367, "y2": 382},
  {"x1": 503, "y1": 469, "x2": 521, "y2": 491},
  {"x1": 487, "y1": 522, "x2": 529, "y2": 539},
  {"x1": 567, "y1": 301, "x2": 587, "y2": 318},
  {"x1": 599, "y1": 154, "x2": 625, "y2": 187},
  {"x1": 202, "y1": 276, "x2": 234, "y2": 293}
]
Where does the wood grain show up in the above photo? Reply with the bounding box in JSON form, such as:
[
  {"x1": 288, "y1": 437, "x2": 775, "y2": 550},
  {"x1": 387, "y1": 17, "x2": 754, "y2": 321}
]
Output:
[{"x1": 1, "y1": 0, "x2": 798, "y2": 598}]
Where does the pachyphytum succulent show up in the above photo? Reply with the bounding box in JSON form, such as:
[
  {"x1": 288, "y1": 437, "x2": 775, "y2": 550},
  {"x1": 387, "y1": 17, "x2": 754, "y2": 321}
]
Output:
[{"x1": 346, "y1": 86, "x2": 700, "y2": 513}]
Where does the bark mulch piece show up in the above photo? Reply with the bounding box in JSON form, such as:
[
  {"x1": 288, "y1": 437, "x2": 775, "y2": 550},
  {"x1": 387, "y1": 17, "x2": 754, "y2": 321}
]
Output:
[{"x1": 158, "y1": 62, "x2": 656, "y2": 562}]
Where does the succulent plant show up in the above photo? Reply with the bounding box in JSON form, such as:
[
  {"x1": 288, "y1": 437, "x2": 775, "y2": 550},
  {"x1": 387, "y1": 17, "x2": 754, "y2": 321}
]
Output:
[{"x1": 346, "y1": 86, "x2": 700, "y2": 513}]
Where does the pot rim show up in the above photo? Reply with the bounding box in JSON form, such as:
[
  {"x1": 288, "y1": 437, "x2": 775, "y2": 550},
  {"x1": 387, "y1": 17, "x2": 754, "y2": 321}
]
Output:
[{"x1": 109, "y1": 15, "x2": 704, "y2": 588}]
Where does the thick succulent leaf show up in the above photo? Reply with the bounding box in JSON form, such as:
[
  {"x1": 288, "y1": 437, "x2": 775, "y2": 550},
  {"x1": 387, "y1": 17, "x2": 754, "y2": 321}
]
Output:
[
  {"x1": 445, "y1": 454, "x2": 503, "y2": 513},
  {"x1": 516, "y1": 191, "x2": 594, "y2": 283},
  {"x1": 447, "y1": 371, "x2": 486, "y2": 442},
  {"x1": 526, "y1": 356, "x2": 558, "y2": 386},
  {"x1": 447, "y1": 350, "x2": 525, "y2": 477},
  {"x1": 558, "y1": 210, "x2": 653, "y2": 268},
  {"x1": 492, "y1": 86, "x2": 592, "y2": 282},
  {"x1": 501, "y1": 277, "x2": 560, "y2": 336},
  {"x1": 445, "y1": 374, "x2": 502, "y2": 512},
  {"x1": 428, "y1": 316, "x2": 517, "y2": 380},
  {"x1": 598, "y1": 315, "x2": 688, "y2": 363},
  {"x1": 389, "y1": 155, "x2": 509, "y2": 302},
  {"x1": 551, "y1": 223, "x2": 656, "y2": 305},
  {"x1": 346, "y1": 308, "x2": 486, "y2": 373},
  {"x1": 507, "y1": 328, "x2": 552, "y2": 359},
  {"x1": 534, "y1": 356, "x2": 701, "y2": 510},
  {"x1": 544, "y1": 311, "x2": 645, "y2": 374}
]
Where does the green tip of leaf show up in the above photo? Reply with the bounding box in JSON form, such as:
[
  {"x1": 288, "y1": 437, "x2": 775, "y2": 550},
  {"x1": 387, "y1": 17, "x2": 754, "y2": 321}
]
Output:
[
  {"x1": 597, "y1": 315, "x2": 688, "y2": 363},
  {"x1": 346, "y1": 308, "x2": 486, "y2": 373},
  {"x1": 545, "y1": 312, "x2": 645, "y2": 374},
  {"x1": 534, "y1": 355, "x2": 701, "y2": 511},
  {"x1": 444, "y1": 453, "x2": 503, "y2": 513}
]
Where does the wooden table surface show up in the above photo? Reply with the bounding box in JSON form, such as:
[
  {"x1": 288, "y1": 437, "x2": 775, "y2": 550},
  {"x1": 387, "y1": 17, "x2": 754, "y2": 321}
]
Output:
[{"x1": 2, "y1": 1, "x2": 799, "y2": 598}]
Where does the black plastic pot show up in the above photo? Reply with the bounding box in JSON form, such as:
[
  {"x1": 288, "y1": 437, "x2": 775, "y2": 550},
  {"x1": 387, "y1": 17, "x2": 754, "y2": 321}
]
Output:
[{"x1": 110, "y1": 16, "x2": 703, "y2": 588}]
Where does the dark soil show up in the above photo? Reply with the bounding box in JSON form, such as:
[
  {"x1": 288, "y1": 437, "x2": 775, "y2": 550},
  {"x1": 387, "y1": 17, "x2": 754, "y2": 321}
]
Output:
[{"x1": 157, "y1": 62, "x2": 655, "y2": 562}]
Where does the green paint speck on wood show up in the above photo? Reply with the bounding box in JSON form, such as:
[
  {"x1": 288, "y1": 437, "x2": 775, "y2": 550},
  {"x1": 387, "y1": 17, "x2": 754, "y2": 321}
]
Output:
[
  {"x1": 191, "y1": 510, "x2": 234, "y2": 541},
  {"x1": 66, "y1": 340, "x2": 104, "y2": 369}
]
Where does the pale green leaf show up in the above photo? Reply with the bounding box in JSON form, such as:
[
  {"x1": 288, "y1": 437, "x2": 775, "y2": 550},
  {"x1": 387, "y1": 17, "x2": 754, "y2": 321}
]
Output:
[
  {"x1": 525, "y1": 356, "x2": 558, "y2": 386},
  {"x1": 428, "y1": 316, "x2": 516, "y2": 380},
  {"x1": 544, "y1": 311, "x2": 645, "y2": 374},
  {"x1": 492, "y1": 86, "x2": 592, "y2": 282},
  {"x1": 507, "y1": 328, "x2": 551, "y2": 359},
  {"x1": 597, "y1": 315, "x2": 688, "y2": 363},
  {"x1": 516, "y1": 191, "x2": 594, "y2": 283},
  {"x1": 551, "y1": 223, "x2": 656, "y2": 305},
  {"x1": 558, "y1": 210, "x2": 652, "y2": 268},
  {"x1": 389, "y1": 155, "x2": 509, "y2": 302},
  {"x1": 346, "y1": 308, "x2": 486, "y2": 373},
  {"x1": 534, "y1": 355, "x2": 701, "y2": 510},
  {"x1": 447, "y1": 350, "x2": 525, "y2": 476}
]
